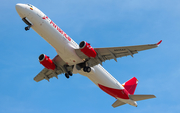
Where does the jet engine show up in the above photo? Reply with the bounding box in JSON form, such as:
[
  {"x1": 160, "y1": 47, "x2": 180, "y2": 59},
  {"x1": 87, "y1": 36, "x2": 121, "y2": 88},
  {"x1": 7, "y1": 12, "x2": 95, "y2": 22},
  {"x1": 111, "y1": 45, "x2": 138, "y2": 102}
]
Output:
[
  {"x1": 39, "y1": 54, "x2": 56, "y2": 70},
  {"x1": 79, "y1": 41, "x2": 97, "y2": 58}
]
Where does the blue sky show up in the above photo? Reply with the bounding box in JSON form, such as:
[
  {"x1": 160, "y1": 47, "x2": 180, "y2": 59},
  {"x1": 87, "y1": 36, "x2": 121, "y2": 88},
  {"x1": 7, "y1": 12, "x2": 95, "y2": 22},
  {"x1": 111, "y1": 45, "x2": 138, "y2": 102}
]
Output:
[{"x1": 0, "y1": 0, "x2": 180, "y2": 113}]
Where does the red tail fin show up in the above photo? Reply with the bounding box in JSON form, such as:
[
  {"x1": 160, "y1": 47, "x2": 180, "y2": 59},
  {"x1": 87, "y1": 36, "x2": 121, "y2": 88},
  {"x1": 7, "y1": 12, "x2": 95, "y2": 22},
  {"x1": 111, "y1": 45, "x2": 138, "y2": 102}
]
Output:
[{"x1": 122, "y1": 77, "x2": 138, "y2": 95}]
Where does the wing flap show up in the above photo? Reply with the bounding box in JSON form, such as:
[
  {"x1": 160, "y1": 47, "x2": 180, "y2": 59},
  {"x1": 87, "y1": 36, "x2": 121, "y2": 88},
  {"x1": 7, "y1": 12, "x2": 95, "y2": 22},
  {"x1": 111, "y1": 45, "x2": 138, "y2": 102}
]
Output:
[
  {"x1": 95, "y1": 43, "x2": 158, "y2": 56},
  {"x1": 34, "y1": 68, "x2": 55, "y2": 82},
  {"x1": 34, "y1": 67, "x2": 65, "y2": 82}
]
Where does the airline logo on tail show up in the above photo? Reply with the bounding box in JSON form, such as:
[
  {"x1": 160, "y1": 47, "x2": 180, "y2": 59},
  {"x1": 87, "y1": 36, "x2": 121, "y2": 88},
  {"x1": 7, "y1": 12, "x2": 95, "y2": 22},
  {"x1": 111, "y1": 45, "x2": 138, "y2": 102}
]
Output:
[{"x1": 122, "y1": 77, "x2": 138, "y2": 95}]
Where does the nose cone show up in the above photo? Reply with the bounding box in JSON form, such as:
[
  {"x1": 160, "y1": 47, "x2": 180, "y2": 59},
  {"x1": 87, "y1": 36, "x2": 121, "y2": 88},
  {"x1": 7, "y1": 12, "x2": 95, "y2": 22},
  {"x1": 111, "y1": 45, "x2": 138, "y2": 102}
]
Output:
[
  {"x1": 16, "y1": 3, "x2": 27, "y2": 18},
  {"x1": 16, "y1": 3, "x2": 26, "y2": 11}
]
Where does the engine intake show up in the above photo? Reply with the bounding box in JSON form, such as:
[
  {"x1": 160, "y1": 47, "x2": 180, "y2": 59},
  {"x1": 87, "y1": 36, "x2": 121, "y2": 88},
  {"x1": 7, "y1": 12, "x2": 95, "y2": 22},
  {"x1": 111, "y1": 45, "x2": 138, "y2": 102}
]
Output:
[
  {"x1": 79, "y1": 41, "x2": 97, "y2": 58},
  {"x1": 39, "y1": 54, "x2": 56, "y2": 70}
]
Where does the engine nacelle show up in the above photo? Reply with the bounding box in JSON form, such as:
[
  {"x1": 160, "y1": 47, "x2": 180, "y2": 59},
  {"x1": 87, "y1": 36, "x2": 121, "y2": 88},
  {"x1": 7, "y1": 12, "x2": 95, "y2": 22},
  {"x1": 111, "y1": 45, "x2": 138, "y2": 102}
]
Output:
[
  {"x1": 79, "y1": 41, "x2": 97, "y2": 58},
  {"x1": 39, "y1": 54, "x2": 56, "y2": 70}
]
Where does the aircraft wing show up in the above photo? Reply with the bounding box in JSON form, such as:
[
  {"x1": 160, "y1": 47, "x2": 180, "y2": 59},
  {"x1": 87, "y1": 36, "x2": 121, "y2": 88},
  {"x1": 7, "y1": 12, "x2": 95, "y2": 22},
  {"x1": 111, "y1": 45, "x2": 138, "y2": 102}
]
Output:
[
  {"x1": 34, "y1": 55, "x2": 67, "y2": 82},
  {"x1": 75, "y1": 40, "x2": 162, "y2": 67}
]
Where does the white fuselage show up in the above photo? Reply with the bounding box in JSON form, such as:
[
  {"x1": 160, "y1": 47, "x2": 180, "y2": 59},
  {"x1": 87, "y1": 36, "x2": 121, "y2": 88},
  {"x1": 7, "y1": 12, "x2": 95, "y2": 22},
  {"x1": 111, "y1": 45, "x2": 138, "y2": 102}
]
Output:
[{"x1": 16, "y1": 3, "x2": 137, "y2": 106}]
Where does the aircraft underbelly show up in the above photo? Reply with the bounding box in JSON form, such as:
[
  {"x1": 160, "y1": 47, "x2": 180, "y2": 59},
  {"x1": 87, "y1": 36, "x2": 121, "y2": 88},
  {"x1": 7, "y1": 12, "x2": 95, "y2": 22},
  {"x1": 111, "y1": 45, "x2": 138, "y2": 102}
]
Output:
[
  {"x1": 25, "y1": 10, "x2": 123, "y2": 88},
  {"x1": 26, "y1": 13, "x2": 83, "y2": 65},
  {"x1": 77, "y1": 64, "x2": 124, "y2": 90}
]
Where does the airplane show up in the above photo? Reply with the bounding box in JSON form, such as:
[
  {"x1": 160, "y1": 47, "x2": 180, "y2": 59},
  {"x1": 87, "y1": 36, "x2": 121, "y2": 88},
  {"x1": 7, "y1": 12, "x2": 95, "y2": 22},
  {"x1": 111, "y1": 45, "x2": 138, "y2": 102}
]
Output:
[{"x1": 16, "y1": 3, "x2": 161, "y2": 108}]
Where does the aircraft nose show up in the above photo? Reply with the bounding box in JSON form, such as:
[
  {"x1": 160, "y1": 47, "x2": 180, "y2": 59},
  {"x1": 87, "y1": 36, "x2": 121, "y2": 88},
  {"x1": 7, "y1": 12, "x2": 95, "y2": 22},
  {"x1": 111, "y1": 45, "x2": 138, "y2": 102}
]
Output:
[
  {"x1": 16, "y1": 3, "x2": 27, "y2": 18},
  {"x1": 16, "y1": 3, "x2": 25, "y2": 11}
]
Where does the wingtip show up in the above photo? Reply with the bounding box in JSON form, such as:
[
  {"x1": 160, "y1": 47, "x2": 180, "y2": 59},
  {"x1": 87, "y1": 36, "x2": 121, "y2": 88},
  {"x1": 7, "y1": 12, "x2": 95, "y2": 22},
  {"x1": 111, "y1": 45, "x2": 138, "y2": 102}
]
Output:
[{"x1": 157, "y1": 40, "x2": 162, "y2": 46}]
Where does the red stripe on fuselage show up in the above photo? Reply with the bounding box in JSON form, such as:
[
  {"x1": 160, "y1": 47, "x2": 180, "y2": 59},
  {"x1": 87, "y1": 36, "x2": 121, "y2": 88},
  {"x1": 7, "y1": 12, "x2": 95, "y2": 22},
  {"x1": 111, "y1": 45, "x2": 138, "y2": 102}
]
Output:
[{"x1": 98, "y1": 84, "x2": 129, "y2": 99}]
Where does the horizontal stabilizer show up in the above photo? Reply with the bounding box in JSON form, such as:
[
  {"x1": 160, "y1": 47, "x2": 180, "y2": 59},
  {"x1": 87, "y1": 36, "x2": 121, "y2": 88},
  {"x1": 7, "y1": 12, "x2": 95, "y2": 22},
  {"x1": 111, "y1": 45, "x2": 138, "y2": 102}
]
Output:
[
  {"x1": 112, "y1": 99, "x2": 126, "y2": 108},
  {"x1": 129, "y1": 95, "x2": 156, "y2": 101}
]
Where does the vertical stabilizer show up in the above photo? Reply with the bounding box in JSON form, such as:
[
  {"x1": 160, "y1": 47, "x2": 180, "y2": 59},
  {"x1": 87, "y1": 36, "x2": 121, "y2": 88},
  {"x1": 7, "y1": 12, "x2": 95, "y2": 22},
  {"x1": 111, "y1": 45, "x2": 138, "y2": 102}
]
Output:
[{"x1": 122, "y1": 77, "x2": 138, "y2": 95}]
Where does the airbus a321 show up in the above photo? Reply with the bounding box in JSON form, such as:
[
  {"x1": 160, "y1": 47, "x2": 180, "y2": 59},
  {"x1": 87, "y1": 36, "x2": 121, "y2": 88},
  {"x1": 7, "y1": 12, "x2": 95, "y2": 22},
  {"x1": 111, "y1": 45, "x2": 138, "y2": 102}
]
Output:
[{"x1": 16, "y1": 3, "x2": 161, "y2": 108}]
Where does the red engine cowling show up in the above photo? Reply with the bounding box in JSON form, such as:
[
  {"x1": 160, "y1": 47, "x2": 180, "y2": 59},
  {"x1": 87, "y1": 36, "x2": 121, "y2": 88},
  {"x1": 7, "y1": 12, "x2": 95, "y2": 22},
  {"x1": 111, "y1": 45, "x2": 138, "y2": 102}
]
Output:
[
  {"x1": 39, "y1": 54, "x2": 56, "y2": 70},
  {"x1": 79, "y1": 41, "x2": 97, "y2": 58}
]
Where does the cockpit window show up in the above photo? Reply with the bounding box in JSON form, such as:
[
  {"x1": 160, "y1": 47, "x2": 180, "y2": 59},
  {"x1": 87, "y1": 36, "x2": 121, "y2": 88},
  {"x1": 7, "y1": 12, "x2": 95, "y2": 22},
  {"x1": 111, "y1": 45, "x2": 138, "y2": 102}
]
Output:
[{"x1": 27, "y1": 4, "x2": 33, "y2": 7}]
